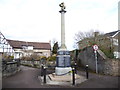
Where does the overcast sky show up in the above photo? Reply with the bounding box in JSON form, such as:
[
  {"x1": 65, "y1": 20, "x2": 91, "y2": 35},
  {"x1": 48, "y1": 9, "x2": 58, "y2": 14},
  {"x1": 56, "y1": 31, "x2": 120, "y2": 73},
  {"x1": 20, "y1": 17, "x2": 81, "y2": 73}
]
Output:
[{"x1": 0, "y1": 0, "x2": 119, "y2": 50}]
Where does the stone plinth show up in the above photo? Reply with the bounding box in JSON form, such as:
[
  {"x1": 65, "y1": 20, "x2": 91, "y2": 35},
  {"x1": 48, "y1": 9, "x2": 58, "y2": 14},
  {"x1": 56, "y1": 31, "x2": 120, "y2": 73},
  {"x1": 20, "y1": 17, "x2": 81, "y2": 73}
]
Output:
[
  {"x1": 48, "y1": 73, "x2": 80, "y2": 82},
  {"x1": 55, "y1": 50, "x2": 71, "y2": 75},
  {"x1": 38, "y1": 73, "x2": 87, "y2": 86},
  {"x1": 55, "y1": 67, "x2": 72, "y2": 75}
]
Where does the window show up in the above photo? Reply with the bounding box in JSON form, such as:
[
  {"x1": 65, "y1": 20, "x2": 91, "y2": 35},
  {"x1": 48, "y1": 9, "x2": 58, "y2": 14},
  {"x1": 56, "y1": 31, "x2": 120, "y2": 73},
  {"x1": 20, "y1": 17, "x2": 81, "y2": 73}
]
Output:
[
  {"x1": 22, "y1": 45, "x2": 33, "y2": 50},
  {"x1": 28, "y1": 46, "x2": 33, "y2": 50},
  {"x1": 22, "y1": 46, "x2": 28, "y2": 50},
  {"x1": 113, "y1": 39, "x2": 118, "y2": 46}
]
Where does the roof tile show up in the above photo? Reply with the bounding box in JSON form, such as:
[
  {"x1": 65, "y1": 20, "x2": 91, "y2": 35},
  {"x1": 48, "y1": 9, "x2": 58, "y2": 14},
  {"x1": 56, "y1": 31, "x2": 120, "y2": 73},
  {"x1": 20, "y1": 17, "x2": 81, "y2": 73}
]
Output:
[{"x1": 7, "y1": 39, "x2": 51, "y2": 50}]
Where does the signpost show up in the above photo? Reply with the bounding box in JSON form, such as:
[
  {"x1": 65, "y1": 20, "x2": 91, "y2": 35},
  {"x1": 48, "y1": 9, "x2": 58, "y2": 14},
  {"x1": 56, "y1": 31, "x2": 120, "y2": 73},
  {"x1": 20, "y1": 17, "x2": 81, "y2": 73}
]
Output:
[
  {"x1": 93, "y1": 45, "x2": 98, "y2": 73},
  {"x1": 93, "y1": 45, "x2": 98, "y2": 51}
]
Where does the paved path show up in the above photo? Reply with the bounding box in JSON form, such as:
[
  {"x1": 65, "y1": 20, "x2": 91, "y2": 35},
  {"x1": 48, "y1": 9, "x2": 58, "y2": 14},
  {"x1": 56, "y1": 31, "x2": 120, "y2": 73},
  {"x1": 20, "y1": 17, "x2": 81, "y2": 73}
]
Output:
[
  {"x1": 76, "y1": 71, "x2": 119, "y2": 88},
  {"x1": 2, "y1": 66, "x2": 65, "y2": 88},
  {"x1": 2, "y1": 65, "x2": 119, "y2": 88}
]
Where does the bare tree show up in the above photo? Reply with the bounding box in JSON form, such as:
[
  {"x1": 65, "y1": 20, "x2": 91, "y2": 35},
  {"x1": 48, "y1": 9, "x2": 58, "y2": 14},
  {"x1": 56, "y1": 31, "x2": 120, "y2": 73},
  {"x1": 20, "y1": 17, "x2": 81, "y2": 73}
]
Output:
[
  {"x1": 74, "y1": 30, "x2": 104, "y2": 42},
  {"x1": 74, "y1": 30, "x2": 95, "y2": 42},
  {"x1": 74, "y1": 30, "x2": 115, "y2": 58}
]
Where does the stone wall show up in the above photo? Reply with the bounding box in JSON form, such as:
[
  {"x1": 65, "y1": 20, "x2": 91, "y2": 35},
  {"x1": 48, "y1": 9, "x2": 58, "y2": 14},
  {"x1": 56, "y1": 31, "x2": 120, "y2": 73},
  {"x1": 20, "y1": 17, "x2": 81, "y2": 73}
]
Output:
[
  {"x1": 103, "y1": 59, "x2": 119, "y2": 76},
  {"x1": 77, "y1": 46, "x2": 120, "y2": 76},
  {"x1": 20, "y1": 60, "x2": 41, "y2": 68},
  {"x1": 2, "y1": 61, "x2": 20, "y2": 77},
  {"x1": 20, "y1": 60, "x2": 56, "y2": 69}
]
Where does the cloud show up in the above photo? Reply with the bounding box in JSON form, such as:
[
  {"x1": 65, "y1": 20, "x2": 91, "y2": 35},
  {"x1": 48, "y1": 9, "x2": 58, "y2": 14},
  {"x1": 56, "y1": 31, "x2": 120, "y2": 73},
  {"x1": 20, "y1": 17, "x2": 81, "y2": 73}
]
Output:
[{"x1": 0, "y1": 0, "x2": 119, "y2": 50}]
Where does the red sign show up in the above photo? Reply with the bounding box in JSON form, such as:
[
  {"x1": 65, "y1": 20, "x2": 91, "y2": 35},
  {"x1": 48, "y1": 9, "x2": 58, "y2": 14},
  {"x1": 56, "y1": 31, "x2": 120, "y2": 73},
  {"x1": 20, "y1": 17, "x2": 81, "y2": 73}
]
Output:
[{"x1": 93, "y1": 45, "x2": 98, "y2": 51}]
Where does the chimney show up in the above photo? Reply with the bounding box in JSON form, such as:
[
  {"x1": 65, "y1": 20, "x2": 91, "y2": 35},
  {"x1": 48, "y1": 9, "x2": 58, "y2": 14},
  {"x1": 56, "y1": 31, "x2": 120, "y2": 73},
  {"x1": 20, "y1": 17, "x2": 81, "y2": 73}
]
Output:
[{"x1": 94, "y1": 32, "x2": 99, "y2": 37}]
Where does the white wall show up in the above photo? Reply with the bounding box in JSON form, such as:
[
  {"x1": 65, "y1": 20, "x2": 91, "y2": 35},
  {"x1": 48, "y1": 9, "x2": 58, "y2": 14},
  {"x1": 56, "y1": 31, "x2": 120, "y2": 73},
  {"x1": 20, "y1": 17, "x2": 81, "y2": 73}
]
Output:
[
  {"x1": 14, "y1": 49, "x2": 51, "y2": 58},
  {"x1": 114, "y1": 51, "x2": 120, "y2": 59}
]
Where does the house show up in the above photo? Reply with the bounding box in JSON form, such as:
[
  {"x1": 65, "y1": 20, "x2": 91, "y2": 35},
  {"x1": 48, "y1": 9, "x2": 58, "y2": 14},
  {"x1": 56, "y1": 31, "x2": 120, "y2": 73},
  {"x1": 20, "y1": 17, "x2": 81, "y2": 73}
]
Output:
[
  {"x1": 7, "y1": 39, "x2": 51, "y2": 59},
  {"x1": 78, "y1": 30, "x2": 120, "y2": 59},
  {"x1": 0, "y1": 32, "x2": 14, "y2": 57},
  {"x1": 105, "y1": 30, "x2": 120, "y2": 59}
]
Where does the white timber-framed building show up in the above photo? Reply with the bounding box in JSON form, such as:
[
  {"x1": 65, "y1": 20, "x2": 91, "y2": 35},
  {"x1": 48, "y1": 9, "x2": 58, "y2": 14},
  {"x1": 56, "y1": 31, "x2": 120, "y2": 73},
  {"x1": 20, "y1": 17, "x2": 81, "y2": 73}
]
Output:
[{"x1": 7, "y1": 39, "x2": 51, "y2": 59}]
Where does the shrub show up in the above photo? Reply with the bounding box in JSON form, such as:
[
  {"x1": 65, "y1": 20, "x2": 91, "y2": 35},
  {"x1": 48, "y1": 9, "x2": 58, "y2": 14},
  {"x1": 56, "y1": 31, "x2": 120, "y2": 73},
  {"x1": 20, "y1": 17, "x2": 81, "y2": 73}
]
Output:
[
  {"x1": 40, "y1": 56, "x2": 47, "y2": 60},
  {"x1": 47, "y1": 56, "x2": 56, "y2": 61},
  {"x1": 100, "y1": 46, "x2": 114, "y2": 59},
  {"x1": 20, "y1": 54, "x2": 47, "y2": 61},
  {"x1": 2, "y1": 53, "x2": 14, "y2": 61},
  {"x1": 33, "y1": 64, "x2": 39, "y2": 68}
]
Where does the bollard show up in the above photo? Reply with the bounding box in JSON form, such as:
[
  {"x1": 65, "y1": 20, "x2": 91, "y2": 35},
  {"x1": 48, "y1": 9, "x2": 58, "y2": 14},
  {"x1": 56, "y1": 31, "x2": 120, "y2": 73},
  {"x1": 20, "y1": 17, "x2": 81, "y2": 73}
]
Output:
[
  {"x1": 72, "y1": 68, "x2": 75, "y2": 85},
  {"x1": 43, "y1": 67, "x2": 46, "y2": 84},
  {"x1": 41, "y1": 64, "x2": 44, "y2": 76},
  {"x1": 74, "y1": 63, "x2": 77, "y2": 74},
  {"x1": 17, "y1": 59, "x2": 20, "y2": 67},
  {"x1": 85, "y1": 65, "x2": 89, "y2": 79}
]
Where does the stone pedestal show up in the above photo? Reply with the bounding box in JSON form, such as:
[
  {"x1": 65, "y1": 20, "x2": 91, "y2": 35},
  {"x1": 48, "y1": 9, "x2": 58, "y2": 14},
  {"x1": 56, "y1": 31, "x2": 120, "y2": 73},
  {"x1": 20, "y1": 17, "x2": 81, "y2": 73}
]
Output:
[
  {"x1": 55, "y1": 67, "x2": 72, "y2": 75},
  {"x1": 55, "y1": 50, "x2": 71, "y2": 75}
]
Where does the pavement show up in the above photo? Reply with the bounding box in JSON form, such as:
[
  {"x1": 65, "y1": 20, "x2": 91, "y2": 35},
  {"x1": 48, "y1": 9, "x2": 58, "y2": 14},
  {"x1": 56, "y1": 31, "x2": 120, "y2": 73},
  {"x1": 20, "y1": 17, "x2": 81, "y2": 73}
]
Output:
[
  {"x1": 2, "y1": 65, "x2": 119, "y2": 88},
  {"x1": 38, "y1": 73, "x2": 87, "y2": 86},
  {"x1": 0, "y1": 73, "x2": 2, "y2": 90}
]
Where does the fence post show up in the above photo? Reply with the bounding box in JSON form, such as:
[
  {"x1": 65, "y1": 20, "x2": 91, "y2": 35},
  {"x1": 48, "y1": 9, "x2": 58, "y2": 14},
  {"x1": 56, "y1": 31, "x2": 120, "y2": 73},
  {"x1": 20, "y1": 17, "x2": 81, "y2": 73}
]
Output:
[{"x1": 72, "y1": 67, "x2": 75, "y2": 85}]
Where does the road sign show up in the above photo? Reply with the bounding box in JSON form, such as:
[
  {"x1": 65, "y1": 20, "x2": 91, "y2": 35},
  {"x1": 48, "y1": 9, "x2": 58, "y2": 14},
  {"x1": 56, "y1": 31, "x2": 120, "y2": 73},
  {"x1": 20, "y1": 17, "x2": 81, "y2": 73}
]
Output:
[
  {"x1": 93, "y1": 45, "x2": 98, "y2": 51},
  {"x1": 93, "y1": 44, "x2": 98, "y2": 73}
]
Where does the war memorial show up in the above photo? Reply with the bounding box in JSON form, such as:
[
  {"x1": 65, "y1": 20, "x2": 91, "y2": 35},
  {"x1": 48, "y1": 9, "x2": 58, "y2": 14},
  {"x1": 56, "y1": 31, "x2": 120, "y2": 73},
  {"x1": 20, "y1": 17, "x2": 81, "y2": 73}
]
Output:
[{"x1": 39, "y1": 2, "x2": 87, "y2": 86}]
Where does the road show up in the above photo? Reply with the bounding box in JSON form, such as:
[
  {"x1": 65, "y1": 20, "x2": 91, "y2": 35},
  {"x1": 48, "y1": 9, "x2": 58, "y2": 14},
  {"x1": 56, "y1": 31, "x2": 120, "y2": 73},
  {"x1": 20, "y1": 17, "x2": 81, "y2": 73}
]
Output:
[{"x1": 2, "y1": 65, "x2": 119, "y2": 88}]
